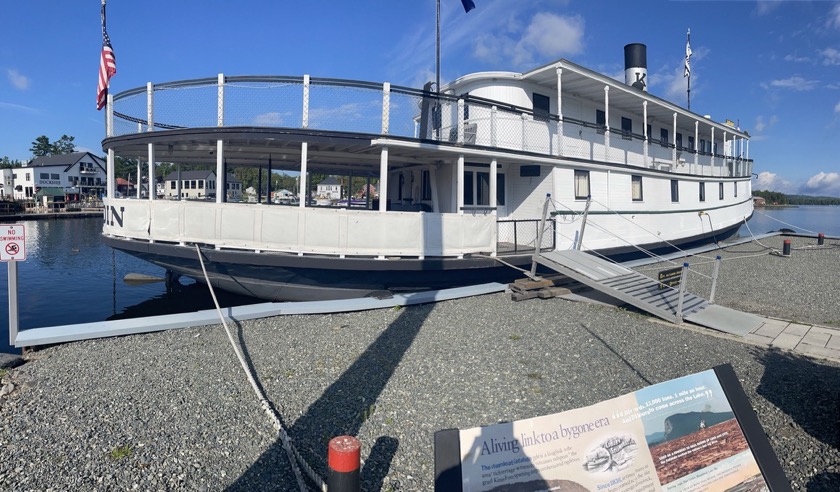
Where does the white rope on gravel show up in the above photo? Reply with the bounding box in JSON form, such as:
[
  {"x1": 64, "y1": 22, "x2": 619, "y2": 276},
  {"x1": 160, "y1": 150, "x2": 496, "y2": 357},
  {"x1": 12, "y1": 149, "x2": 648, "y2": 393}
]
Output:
[{"x1": 194, "y1": 245, "x2": 326, "y2": 492}]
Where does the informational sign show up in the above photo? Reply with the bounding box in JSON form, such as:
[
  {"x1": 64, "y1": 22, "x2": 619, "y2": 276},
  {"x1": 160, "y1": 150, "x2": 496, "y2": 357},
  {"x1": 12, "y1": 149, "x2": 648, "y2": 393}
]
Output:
[
  {"x1": 0, "y1": 224, "x2": 25, "y2": 262},
  {"x1": 435, "y1": 364, "x2": 791, "y2": 492},
  {"x1": 658, "y1": 267, "x2": 682, "y2": 289}
]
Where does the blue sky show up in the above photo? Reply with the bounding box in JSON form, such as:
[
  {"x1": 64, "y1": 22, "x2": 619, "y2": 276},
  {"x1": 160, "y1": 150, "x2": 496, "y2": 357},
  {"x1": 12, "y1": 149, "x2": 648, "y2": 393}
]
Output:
[{"x1": 3, "y1": 0, "x2": 840, "y2": 196}]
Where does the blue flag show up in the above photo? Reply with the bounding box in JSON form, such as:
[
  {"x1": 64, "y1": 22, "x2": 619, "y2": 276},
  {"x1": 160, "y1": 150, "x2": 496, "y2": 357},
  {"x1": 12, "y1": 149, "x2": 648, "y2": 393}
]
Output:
[{"x1": 461, "y1": 0, "x2": 475, "y2": 13}]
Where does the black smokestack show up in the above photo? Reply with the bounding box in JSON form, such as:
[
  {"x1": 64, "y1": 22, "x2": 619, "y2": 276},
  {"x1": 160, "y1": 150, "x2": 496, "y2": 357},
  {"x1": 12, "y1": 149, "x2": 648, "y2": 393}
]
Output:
[{"x1": 624, "y1": 43, "x2": 647, "y2": 92}]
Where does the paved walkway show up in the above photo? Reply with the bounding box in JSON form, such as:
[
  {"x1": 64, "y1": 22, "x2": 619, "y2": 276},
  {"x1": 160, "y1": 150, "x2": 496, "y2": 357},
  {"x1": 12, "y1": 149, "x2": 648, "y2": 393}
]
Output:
[{"x1": 744, "y1": 317, "x2": 840, "y2": 363}]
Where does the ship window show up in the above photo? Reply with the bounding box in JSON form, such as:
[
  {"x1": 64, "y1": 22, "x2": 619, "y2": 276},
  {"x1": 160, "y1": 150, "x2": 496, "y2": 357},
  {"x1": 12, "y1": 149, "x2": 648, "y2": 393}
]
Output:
[
  {"x1": 596, "y1": 110, "x2": 606, "y2": 134},
  {"x1": 533, "y1": 93, "x2": 550, "y2": 122},
  {"x1": 497, "y1": 174, "x2": 505, "y2": 206},
  {"x1": 660, "y1": 128, "x2": 669, "y2": 147},
  {"x1": 700, "y1": 139, "x2": 707, "y2": 154},
  {"x1": 463, "y1": 172, "x2": 473, "y2": 205},
  {"x1": 477, "y1": 172, "x2": 490, "y2": 205},
  {"x1": 520, "y1": 165, "x2": 540, "y2": 177},
  {"x1": 670, "y1": 180, "x2": 679, "y2": 202},
  {"x1": 713, "y1": 142, "x2": 718, "y2": 155},
  {"x1": 631, "y1": 175, "x2": 643, "y2": 201},
  {"x1": 734, "y1": 182, "x2": 738, "y2": 197},
  {"x1": 719, "y1": 182, "x2": 724, "y2": 200},
  {"x1": 574, "y1": 170, "x2": 590, "y2": 200},
  {"x1": 699, "y1": 182, "x2": 706, "y2": 202},
  {"x1": 688, "y1": 135, "x2": 695, "y2": 151},
  {"x1": 398, "y1": 174, "x2": 404, "y2": 200},
  {"x1": 621, "y1": 117, "x2": 632, "y2": 140},
  {"x1": 676, "y1": 133, "x2": 683, "y2": 150},
  {"x1": 647, "y1": 124, "x2": 652, "y2": 141},
  {"x1": 421, "y1": 170, "x2": 432, "y2": 200},
  {"x1": 464, "y1": 171, "x2": 505, "y2": 206}
]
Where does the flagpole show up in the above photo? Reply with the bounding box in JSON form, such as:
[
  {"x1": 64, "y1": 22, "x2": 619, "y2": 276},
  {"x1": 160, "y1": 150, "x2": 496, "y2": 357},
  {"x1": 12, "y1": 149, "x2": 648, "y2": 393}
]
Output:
[{"x1": 436, "y1": 0, "x2": 440, "y2": 94}]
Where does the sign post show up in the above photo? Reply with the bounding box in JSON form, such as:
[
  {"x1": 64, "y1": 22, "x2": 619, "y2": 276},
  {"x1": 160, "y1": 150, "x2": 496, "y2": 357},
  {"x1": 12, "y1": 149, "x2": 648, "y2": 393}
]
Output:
[{"x1": 1, "y1": 224, "x2": 26, "y2": 349}]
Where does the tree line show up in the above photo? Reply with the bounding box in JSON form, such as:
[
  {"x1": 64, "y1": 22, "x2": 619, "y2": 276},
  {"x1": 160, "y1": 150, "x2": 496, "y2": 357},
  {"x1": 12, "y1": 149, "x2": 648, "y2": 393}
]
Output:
[
  {"x1": 2, "y1": 134, "x2": 323, "y2": 194},
  {"x1": 753, "y1": 189, "x2": 840, "y2": 205}
]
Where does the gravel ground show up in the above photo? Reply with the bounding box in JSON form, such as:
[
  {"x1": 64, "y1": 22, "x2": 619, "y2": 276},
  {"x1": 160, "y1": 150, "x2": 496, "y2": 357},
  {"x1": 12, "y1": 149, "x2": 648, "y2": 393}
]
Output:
[{"x1": 0, "y1": 236, "x2": 838, "y2": 491}]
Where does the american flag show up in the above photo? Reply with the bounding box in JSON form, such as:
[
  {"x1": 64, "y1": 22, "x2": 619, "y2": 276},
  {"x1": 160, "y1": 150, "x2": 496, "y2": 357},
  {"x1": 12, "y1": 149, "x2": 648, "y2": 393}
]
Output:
[{"x1": 96, "y1": 0, "x2": 116, "y2": 110}]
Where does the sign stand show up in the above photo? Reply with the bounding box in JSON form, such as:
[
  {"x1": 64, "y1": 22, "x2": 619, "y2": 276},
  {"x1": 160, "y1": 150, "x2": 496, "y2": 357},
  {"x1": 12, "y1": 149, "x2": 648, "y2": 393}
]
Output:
[
  {"x1": 7, "y1": 261, "x2": 18, "y2": 348},
  {"x1": 1, "y1": 224, "x2": 26, "y2": 350}
]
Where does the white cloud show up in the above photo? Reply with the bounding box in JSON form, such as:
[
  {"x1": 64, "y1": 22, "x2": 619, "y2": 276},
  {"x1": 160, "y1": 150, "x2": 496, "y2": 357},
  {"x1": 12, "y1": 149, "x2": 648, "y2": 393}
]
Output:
[
  {"x1": 253, "y1": 112, "x2": 284, "y2": 126},
  {"x1": 518, "y1": 13, "x2": 584, "y2": 62},
  {"x1": 473, "y1": 12, "x2": 584, "y2": 68},
  {"x1": 753, "y1": 115, "x2": 778, "y2": 133},
  {"x1": 765, "y1": 76, "x2": 819, "y2": 91},
  {"x1": 783, "y1": 54, "x2": 810, "y2": 63},
  {"x1": 828, "y1": 3, "x2": 840, "y2": 30},
  {"x1": 0, "y1": 101, "x2": 39, "y2": 113},
  {"x1": 835, "y1": 101, "x2": 840, "y2": 114},
  {"x1": 6, "y1": 69, "x2": 29, "y2": 90},
  {"x1": 820, "y1": 47, "x2": 840, "y2": 66},
  {"x1": 755, "y1": 171, "x2": 796, "y2": 193},
  {"x1": 802, "y1": 172, "x2": 840, "y2": 196},
  {"x1": 662, "y1": 65, "x2": 690, "y2": 102},
  {"x1": 656, "y1": 46, "x2": 707, "y2": 103},
  {"x1": 756, "y1": 1, "x2": 782, "y2": 16}
]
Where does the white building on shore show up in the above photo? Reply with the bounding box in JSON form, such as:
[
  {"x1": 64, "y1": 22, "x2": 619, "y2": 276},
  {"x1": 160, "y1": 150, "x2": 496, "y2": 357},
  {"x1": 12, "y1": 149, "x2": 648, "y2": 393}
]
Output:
[
  {"x1": 8, "y1": 152, "x2": 107, "y2": 201},
  {"x1": 162, "y1": 170, "x2": 243, "y2": 200}
]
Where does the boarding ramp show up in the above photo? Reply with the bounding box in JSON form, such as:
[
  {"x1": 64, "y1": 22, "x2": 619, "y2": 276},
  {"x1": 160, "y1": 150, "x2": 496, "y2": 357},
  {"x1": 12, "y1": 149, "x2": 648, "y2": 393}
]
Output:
[{"x1": 533, "y1": 249, "x2": 764, "y2": 336}]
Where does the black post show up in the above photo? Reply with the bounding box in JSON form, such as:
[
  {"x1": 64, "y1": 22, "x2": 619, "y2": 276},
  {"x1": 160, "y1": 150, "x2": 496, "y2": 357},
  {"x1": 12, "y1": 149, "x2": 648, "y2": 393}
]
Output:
[{"x1": 266, "y1": 155, "x2": 272, "y2": 204}]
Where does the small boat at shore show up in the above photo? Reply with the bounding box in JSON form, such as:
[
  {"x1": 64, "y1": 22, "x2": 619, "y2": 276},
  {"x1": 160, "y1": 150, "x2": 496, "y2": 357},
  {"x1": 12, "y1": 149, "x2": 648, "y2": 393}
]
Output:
[{"x1": 100, "y1": 43, "x2": 754, "y2": 301}]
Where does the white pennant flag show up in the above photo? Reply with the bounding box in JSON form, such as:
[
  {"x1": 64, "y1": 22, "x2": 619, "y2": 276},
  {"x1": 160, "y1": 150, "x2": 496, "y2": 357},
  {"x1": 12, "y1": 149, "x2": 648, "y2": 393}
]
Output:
[{"x1": 684, "y1": 30, "x2": 692, "y2": 77}]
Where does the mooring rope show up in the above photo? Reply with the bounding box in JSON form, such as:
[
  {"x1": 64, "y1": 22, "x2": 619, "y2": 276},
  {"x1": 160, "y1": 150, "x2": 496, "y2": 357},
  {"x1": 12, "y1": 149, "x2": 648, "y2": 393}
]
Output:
[
  {"x1": 194, "y1": 245, "x2": 326, "y2": 492},
  {"x1": 753, "y1": 208, "x2": 820, "y2": 235}
]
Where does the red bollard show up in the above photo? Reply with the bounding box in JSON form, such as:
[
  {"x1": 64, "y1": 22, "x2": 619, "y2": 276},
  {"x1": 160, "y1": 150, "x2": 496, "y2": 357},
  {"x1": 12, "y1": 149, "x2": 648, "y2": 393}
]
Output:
[
  {"x1": 783, "y1": 239, "x2": 791, "y2": 256},
  {"x1": 818, "y1": 233, "x2": 825, "y2": 245},
  {"x1": 328, "y1": 436, "x2": 361, "y2": 492}
]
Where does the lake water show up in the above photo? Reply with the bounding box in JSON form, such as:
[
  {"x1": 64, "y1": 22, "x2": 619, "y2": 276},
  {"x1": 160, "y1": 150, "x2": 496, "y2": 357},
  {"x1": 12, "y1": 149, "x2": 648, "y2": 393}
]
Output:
[
  {"x1": 0, "y1": 217, "x2": 260, "y2": 354},
  {"x1": 2, "y1": 206, "x2": 839, "y2": 353},
  {"x1": 739, "y1": 205, "x2": 840, "y2": 237}
]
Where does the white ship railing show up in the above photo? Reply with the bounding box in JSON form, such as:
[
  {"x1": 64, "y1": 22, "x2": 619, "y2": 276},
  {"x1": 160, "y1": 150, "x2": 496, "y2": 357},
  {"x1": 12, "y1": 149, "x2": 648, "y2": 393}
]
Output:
[
  {"x1": 107, "y1": 75, "x2": 754, "y2": 178},
  {"x1": 103, "y1": 199, "x2": 497, "y2": 257}
]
